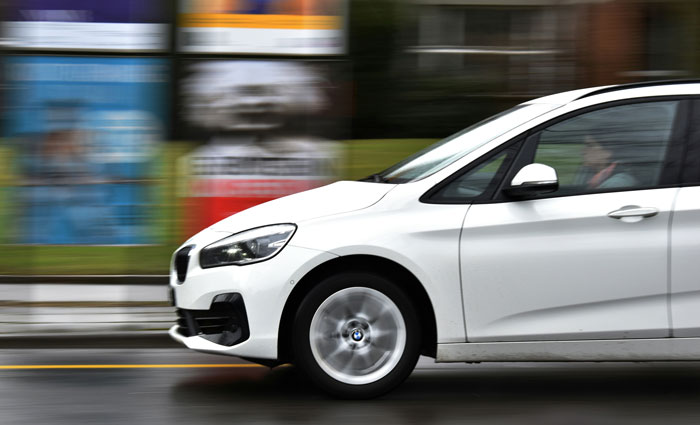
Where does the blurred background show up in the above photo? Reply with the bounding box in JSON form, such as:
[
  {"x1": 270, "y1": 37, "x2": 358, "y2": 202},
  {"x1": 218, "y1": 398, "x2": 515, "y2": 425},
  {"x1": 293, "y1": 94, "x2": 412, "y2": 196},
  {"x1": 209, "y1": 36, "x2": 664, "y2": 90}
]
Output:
[
  {"x1": 1, "y1": 3, "x2": 700, "y2": 418},
  {"x1": 0, "y1": 0, "x2": 698, "y2": 276}
]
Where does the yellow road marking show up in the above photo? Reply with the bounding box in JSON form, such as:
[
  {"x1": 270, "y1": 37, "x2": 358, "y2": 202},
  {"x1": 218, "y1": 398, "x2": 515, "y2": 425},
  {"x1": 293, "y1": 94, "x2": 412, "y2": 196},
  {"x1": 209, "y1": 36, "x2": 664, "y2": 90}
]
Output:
[{"x1": 0, "y1": 364, "x2": 265, "y2": 370}]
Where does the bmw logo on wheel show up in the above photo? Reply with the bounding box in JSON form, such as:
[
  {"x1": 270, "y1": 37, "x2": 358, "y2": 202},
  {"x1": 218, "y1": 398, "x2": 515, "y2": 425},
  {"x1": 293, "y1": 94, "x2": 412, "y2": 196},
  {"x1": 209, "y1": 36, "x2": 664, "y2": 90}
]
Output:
[{"x1": 351, "y1": 329, "x2": 363, "y2": 342}]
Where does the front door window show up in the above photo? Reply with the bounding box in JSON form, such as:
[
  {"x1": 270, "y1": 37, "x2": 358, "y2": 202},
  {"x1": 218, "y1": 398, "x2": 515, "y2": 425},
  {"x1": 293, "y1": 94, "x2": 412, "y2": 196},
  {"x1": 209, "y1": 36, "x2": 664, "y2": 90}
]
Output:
[{"x1": 532, "y1": 100, "x2": 679, "y2": 195}]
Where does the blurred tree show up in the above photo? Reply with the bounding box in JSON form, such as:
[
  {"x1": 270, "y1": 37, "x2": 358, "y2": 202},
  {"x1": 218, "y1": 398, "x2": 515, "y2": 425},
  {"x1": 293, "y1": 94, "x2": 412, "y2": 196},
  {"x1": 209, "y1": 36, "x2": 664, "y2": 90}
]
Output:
[
  {"x1": 349, "y1": 1, "x2": 549, "y2": 138},
  {"x1": 348, "y1": 0, "x2": 404, "y2": 138}
]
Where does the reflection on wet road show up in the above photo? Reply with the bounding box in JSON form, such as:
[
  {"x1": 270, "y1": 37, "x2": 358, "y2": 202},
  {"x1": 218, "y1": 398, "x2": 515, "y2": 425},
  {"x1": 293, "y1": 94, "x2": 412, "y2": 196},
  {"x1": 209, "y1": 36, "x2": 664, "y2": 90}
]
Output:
[{"x1": 2, "y1": 349, "x2": 700, "y2": 424}]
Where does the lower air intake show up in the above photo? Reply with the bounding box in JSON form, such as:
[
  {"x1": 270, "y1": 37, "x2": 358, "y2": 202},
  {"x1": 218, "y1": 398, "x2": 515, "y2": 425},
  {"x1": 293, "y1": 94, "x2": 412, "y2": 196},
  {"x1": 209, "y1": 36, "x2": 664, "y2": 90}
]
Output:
[{"x1": 176, "y1": 293, "x2": 250, "y2": 347}]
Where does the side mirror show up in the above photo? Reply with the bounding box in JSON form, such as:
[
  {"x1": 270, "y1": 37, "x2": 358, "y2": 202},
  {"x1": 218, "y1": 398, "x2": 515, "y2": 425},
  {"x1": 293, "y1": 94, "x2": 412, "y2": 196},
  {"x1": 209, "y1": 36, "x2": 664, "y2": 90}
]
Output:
[{"x1": 503, "y1": 163, "x2": 559, "y2": 199}]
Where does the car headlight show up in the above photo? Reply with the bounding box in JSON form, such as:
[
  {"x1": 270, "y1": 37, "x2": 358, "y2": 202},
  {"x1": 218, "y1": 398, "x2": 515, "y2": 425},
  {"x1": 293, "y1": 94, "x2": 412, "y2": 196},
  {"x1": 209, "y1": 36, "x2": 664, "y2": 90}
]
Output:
[{"x1": 200, "y1": 224, "x2": 297, "y2": 268}]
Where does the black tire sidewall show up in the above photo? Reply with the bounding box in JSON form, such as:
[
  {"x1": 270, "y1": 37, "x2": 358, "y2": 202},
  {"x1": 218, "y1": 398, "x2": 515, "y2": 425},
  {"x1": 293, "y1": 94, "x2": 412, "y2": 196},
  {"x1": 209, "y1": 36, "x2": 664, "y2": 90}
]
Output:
[{"x1": 293, "y1": 271, "x2": 422, "y2": 399}]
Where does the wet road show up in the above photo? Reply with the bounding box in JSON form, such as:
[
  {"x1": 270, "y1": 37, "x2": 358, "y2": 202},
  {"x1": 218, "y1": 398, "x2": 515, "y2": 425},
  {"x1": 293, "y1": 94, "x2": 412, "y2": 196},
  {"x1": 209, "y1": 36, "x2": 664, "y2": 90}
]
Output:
[{"x1": 2, "y1": 349, "x2": 700, "y2": 424}]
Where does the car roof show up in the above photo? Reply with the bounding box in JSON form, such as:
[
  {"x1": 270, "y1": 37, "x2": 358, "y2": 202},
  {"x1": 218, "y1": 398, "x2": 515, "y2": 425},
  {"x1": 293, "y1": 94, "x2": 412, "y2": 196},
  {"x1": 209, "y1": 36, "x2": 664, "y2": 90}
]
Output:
[{"x1": 525, "y1": 79, "x2": 700, "y2": 107}]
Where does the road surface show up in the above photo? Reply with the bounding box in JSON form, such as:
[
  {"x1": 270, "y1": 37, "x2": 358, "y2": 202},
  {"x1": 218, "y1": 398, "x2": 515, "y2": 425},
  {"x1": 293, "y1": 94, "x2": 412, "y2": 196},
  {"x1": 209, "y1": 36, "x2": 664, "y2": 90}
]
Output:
[{"x1": 2, "y1": 349, "x2": 700, "y2": 424}]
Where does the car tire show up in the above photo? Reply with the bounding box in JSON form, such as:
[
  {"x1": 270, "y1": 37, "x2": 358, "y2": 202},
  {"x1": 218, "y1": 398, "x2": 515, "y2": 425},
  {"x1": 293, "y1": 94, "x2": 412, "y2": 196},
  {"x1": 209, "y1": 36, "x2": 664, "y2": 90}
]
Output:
[{"x1": 293, "y1": 271, "x2": 422, "y2": 398}]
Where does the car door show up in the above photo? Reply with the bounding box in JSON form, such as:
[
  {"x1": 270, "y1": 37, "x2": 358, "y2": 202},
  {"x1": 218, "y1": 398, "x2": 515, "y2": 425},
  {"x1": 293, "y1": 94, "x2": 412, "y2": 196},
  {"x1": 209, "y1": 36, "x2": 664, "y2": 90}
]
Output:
[
  {"x1": 449, "y1": 99, "x2": 688, "y2": 342},
  {"x1": 670, "y1": 98, "x2": 700, "y2": 337}
]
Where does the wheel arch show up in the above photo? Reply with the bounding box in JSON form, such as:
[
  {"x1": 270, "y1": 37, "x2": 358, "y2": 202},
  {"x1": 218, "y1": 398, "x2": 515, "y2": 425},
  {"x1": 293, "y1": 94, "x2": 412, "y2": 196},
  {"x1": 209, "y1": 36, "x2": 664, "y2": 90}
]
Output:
[{"x1": 277, "y1": 254, "x2": 437, "y2": 362}]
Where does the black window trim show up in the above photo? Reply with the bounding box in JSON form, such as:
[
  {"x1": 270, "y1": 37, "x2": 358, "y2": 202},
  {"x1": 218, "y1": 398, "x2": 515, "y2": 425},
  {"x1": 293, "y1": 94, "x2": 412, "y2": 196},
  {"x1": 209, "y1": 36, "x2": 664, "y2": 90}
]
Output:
[
  {"x1": 681, "y1": 99, "x2": 700, "y2": 185},
  {"x1": 419, "y1": 137, "x2": 524, "y2": 204},
  {"x1": 421, "y1": 95, "x2": 696, "y2": 205}
]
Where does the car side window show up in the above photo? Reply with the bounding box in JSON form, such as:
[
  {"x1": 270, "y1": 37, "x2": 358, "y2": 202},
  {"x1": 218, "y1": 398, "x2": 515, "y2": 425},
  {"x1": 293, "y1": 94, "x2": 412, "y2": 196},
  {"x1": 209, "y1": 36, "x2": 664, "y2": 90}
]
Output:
[
  {"x1": 429, "y1": 143, "x2": 519, "y2": 202},
  {"x1": 532, "y1": 101, "x2": 679, "y2": 196}
]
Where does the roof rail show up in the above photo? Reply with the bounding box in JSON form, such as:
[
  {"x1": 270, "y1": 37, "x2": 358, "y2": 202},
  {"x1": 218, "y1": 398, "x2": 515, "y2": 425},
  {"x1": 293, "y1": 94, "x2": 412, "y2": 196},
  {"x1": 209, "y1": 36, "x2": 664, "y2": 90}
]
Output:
[{"x1": 576, "y1": 79, "x2": 700, "y2": 100}]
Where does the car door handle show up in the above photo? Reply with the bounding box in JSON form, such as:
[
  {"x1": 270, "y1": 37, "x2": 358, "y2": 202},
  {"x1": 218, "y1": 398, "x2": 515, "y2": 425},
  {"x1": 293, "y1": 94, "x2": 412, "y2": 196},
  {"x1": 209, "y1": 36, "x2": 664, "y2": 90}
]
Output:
[{"x1": 607, "y1": 206, "x2": 659, "y2": 219}]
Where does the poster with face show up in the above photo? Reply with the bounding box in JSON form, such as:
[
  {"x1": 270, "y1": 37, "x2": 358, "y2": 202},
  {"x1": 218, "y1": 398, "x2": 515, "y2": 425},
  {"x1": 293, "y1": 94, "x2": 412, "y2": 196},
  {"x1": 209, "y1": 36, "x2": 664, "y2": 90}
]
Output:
[
  {"x1": 3, "y1": 0, "x2": 169, "y2": 52},
  {"x1": 178, "y1": 0, "x2": 345, "y2": 55},
  {"x1": 4, "y1": 56, "x2": 169, "y2": 244},
  {"x1": 178, "y1": 59, "x2": 347, "y2": 235}
]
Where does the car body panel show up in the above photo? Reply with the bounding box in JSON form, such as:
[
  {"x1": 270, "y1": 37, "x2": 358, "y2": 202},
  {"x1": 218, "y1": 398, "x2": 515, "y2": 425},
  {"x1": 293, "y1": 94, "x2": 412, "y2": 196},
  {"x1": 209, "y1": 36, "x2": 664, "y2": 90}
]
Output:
[
  {"x1": 209, "y1": 180, "x2": 396, "y2": 233},
  {"x1": 290, "y1": 187, "x2": 470, "y2": 343},
  {"x1": 670, "y1": 186, "x2": 700, "y2": 337},
  {"x1": 461, "y1": 188, "x2": 679, "y2": 342},
  {"x1": 436, "y1": 337, "x2": 700, "y2": 362}
]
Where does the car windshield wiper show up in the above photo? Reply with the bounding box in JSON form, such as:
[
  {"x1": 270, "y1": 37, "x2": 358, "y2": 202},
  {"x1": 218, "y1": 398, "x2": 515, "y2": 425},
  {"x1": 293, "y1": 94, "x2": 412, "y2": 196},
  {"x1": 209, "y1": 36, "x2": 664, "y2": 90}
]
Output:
[{"x1": 360, "y1": 174, "x2": 390, "y2": 183}]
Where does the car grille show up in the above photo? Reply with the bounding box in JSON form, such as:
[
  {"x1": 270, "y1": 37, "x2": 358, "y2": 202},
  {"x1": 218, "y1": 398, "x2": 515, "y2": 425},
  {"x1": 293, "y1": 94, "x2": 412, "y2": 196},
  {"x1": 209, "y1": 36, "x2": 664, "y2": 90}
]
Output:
[
  {"x1": 175, "y1": 245, "x2": 194, "y2": 283},
  {"x1": 176, "y1": 293, "x2": 250, "y2": 347}
]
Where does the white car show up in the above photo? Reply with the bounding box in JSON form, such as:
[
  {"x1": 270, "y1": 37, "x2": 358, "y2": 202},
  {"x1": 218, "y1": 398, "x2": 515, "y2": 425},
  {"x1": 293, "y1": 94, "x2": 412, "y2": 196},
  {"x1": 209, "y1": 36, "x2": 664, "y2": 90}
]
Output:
[{"x1": 170, "y1": 80, "x2": 700, "y2": 398}]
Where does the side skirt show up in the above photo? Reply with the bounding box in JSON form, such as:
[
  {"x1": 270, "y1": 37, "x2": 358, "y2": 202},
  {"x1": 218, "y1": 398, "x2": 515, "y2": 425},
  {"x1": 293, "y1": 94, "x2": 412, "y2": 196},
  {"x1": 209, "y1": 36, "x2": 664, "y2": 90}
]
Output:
[{"x1": 436, "y1": 338, "x2": 700, "y2": 362}]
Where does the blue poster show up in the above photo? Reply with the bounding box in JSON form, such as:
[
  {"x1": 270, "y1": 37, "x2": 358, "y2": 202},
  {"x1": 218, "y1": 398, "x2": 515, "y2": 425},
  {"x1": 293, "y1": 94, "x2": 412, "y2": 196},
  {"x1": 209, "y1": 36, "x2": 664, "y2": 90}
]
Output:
[{"x1": 4, "y1": 56, "x2": 168, "y2": 245}]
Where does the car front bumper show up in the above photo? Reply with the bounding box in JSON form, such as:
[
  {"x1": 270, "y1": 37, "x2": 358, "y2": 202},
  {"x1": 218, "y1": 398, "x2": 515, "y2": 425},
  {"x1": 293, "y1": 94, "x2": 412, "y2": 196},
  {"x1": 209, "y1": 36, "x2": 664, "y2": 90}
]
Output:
[{"x1": 169, "y1": 231, "x2": 337, "y2": 360}]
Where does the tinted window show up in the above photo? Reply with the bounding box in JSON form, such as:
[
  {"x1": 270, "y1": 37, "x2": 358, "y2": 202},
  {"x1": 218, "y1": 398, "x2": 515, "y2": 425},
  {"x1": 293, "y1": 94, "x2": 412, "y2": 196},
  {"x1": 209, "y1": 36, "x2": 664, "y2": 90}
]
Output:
[
  {"x1": 430, "y1": 143, "x2": 520, "y2": 202},
  {"x1": 532, "y1": 101, "x2": 679, "y2": 195}
]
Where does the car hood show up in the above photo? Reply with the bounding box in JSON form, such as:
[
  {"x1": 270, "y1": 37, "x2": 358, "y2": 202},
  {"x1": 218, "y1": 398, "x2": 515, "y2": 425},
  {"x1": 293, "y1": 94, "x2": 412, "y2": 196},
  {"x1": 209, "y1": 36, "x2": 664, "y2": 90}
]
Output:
[{"x1": 208, "y1": 181, "x2": 396, "y2": 234}]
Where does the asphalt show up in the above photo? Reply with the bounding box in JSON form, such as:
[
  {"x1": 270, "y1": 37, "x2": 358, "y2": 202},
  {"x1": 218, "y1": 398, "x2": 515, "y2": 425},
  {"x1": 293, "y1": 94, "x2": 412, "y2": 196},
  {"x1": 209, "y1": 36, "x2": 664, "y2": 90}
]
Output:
[{"x1": 4, "y1": 349, "x2": 700, "y2": 424}]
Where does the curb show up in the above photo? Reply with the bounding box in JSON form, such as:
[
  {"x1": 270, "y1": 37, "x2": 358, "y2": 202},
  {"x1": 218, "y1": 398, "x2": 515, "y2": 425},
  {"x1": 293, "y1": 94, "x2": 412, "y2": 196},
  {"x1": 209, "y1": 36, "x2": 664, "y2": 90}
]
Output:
[
  {"x1": 0, "y1": 275, "x2": 170, "y2": 285},
  {"x1": 0, "y1": 331, "x2": 180, "y2": 349}
]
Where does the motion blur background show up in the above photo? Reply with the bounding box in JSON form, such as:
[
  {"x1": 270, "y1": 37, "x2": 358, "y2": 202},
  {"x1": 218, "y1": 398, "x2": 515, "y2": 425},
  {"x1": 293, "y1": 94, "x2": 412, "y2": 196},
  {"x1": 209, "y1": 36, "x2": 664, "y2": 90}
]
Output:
[{"x1": 0, "y1": 0, "x2": 698, "y2": 276}]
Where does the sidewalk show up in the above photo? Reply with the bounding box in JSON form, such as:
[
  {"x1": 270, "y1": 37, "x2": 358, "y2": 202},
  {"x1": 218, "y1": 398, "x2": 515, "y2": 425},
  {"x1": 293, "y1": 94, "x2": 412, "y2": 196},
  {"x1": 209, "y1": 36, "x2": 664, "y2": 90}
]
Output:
[{"x1": 0, "y1": 276, "x2": 178, "y2": 348}]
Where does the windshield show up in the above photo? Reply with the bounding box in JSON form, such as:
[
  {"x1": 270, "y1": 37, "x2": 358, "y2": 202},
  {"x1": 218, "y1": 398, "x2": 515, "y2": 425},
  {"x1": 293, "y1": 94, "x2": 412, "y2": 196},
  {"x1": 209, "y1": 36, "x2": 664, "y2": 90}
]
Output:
[{"x1": 372, "y1": 103, "x2": 559, "y2": 183}]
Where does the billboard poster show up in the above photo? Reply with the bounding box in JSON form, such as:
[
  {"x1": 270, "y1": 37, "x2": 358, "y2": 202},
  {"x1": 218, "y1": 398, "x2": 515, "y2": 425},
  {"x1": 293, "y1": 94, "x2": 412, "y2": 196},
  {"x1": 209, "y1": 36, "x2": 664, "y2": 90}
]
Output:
[
  {"x1": 178, "y1": 59, "x2": 346, "y2": 235},
  {"x1": 3, "y1": 0, "x2": 168, "y2": 52},
  {"x1": 4, "y1": 56, "x2": 169, "y2": 245},
  {"x1": 178, "y1": 0, "x2": 345, "y2": 55}
]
